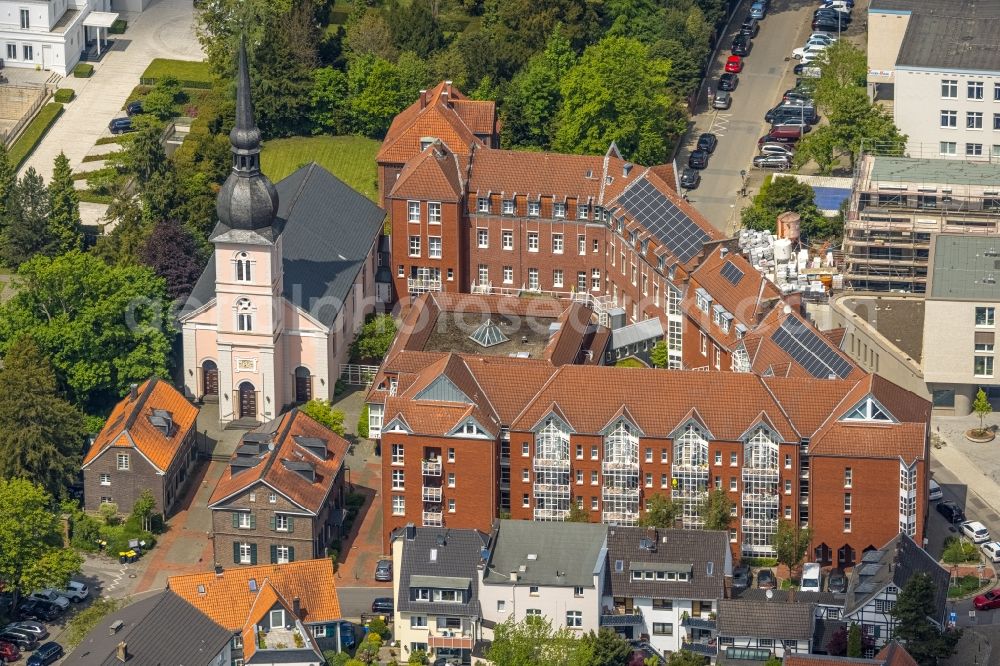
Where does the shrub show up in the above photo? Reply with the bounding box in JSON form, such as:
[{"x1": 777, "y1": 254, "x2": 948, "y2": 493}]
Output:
[
  {"x1": 98, "y1": 502, "x2": 119, "y2": 525},
  {"x1": 73, "y1": 63, "x2": 94, "y2": 78},
  {"x1": 408, "y1": 650, "x2": 429, "y2": 664},
  {"x1": 324, "y1": 651, "x2": 350, "y2": 666},
  {"x1": 300, "y1": 399, "x2": 346, "y2": 435},
  {"x1": 943, "y1": 539, "x2": 978, "y2": 564},
  {"x1": 9, "y1": 102, "x2": 63, "y2": 168},
  {"x1": 109, "y1": 18, "x2": 127, "y2": 34},
  {"x1": 54, "y1": 88, "x2": 75, "y2": 103},
  {"x1": 357, "y1": 404, "x2": 370, "y2": 438},
  {"x1": 367, "y1": 617, "x2": 390, "y2": 640}
]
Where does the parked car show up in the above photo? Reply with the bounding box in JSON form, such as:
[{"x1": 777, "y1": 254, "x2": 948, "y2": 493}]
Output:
[
  {"x1": 981, "y1": 541, "x2": 1000, "y2": 563},
  {"x1": 749, "y1": 1, "x2": 767, "y2": 19},
  {"x1": 800, "y1": 563, "x2": 821, "y2": 592},
  {"x1": 374, "y1": 559, "x2": 392, "y2": 582},
  {"x1": 820, "y1": 0, "x2": 854, "y2": 8},
  {"x1": 371, "y1": 598, "x2": 394, "y2": 614},
  {"x1": 765, "y1": 104, "x2": 815, "y2": 124},
  {"x1": 793, "y1": 43, "x2": 829, "y2": 59},
  {"x1": 712, "y1": 90, "x2": 733, "y2": 109},
  {"x1": 108, "y1": 117, "x2": 133, "y2": 134},
  {"x1": 818, "y1": 2, "x2": 852, "y2": 14},
  {"x1": 26, "y1": 642, "x2": 62, "y2": 666},
  {"x1": 17, "y1": 601, "x2": 60, "y2": 623},
  {"x1": 719, "y1": 72, "x2": 739, "y2": 91},
  {"x1": 739, "y1": 16, "x2": 760, "y2": 37},
  {"x1": 975, "y1": 589, "x2": 1000, "y2": 610},
  {"x1": 28, "y1": 591, "x2": 69, "y2": 610},
  {"x1": 0, "y1": 640, "x2": 20, "y2": 664},
  {"x1": 340, "y1": 623, "x2": 356, "y2": 650},
  {"x1": 731, "y1": 36, "x2": 752, "y2": 57},
  {"x1": 812, "y1": 18, "x2": 848, "y2": 32},
  {"x1": 814, "y1": 8, "x2": 851, "y2": 22},
  {"x1": 0, "y1": 630, "x2": 37, "y2": 652},
  {"x1": 4, "y1": 621, "x2": 49, "y2": 640},
  {"x1": 936, "y1": 500, "x2": 966, "y2": 524},
  {"x1": 961, "y1": 520, "x2": 991, "y2": 543},
  {"x1": 725, "y1": 55, "x2": 744, "y2": 73},
  {"x1": 753, "y1": 154, "x2": 791, "y2": 169},
  {"x1": 757, "y1": 569, "x2": 777, "y2": 589},
  {"x1": 805, "y1": 33, "x2": 837, "y2": 45},
  {"x1": 794, "y1": 62, "x2": 823, "y2": 76},
  {"x1": 772, "y1": 119, "x2": 812, "y2": 133},
  {"x1": 688, "y1": 149, "x2": 710, "y2": 169},
  {"x1": 732, "y1": 565, "x2": 751, "y2": 590},
  {"x1": 929, "y1": 479, "x2": 943, "y2": 501},
  {"x1": 764, "y1": 126, "x2": 805, "y2": 142},
  {"x1": 783, "y1": 89, "x2": 814, "y2": 103},
  {"x1": 760, "y1": 143, "x2": 795, "y2": 158},
  {"x1": 828, "y1": 568, "x2": 848, "y2": 593},
  {"x1": 57, "y1": 581, "x2": 89, "y2": 603},
  {"x1": 680, "y1": 168, "x2": 701, "y2": 190},
  {"x1": 697, "y1": 133, "x2": 718, "y2": 153},
  {"x1": 125, "y1": 100, "x2": 144, "y2": 116}
]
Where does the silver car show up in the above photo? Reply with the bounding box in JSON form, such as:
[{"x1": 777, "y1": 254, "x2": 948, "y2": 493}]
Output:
[
  {"x1": 759, "y1": 143, "x2": 794, "y2": 158},
  {"x1": 712, "y1": 91, "x2": 732, "y2": 110},
  {"x1": 752, "y1": 154, "x2": 791, "y2": 169}
]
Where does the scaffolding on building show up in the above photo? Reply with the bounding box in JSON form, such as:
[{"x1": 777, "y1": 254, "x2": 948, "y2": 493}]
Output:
[
  {"x1": 671, "y1": 425, "x2": 709, "y2": 529},
  {"x1": 741, "y1": 428, "x2": 780, "y2": 556},
  {"x1": 533, "y1": 421, "x2": 571, "y2": 521},
  {"x1": 602, "y1": 421, "x2": 640, "y2": 525}
]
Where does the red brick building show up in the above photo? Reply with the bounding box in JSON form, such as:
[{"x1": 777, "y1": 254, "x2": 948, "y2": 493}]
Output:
[{"x1": 369, "y1": 294, "x2": 930, "y2": 567}]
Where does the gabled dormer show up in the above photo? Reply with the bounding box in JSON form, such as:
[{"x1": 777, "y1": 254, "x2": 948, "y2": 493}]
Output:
[
  {"x1": 446, "y1": 417, "x2": 492, "y2": 439},
  {"x1": 415, "y1": 375, "x2": 473, "y2": 404},
  {"x1": 840, "y1": 395, "x2": 897, "y2": 423},
  {"x1": 529, "y1": 403, "x2": 575, "y2": 435}
]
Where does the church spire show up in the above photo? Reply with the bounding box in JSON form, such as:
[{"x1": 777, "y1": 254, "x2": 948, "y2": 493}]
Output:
[{"x1": 215, "y1": 35, "x2": 279, "y2": 232}]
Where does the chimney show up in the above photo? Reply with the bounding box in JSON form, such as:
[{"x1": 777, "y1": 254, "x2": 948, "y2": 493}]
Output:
[
  {"x1": 214, "y1": 564, "x2": 224, "y2": 576},
  {"x1": 129, "y1": 383, "x2": 138, "y2": 401},
  {"x1": 293, "y1": 597, "x2": 301, "y2": 619},
  {"x1": 720, "y1": 246, "x2": 729, "y2": 259},
  {"x1": 116, "y1": 641, "x2": 128, "y2": 663},
  {"x1": 623, "y1": 163, "x2": 633, "y2": 177},
  {"x1": 446, "y1": 80, "x2": 453, "y2": 97},
  {"x1": 419, "y1": 89, "x2": 427, "y2": 109},
  {"x1": 405, "y1": 523, "x2": 416, "y2": 541}
]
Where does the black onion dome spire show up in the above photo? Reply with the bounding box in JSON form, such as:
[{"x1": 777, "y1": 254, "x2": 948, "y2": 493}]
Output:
[{"x1": 216, "y1": 36, "x2": 279, "y2": 231}]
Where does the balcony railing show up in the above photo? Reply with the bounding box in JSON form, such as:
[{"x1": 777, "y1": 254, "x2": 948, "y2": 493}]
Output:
[
  {"x1": 741, "y1": 518, "x2": 778, "y2": 530},
  {"x1": 602, "y1": 510, "x2": 639, "y2": 525},
  {"x1": 533, "y1": 457, "x2": 570, "y2": 471},
  {"x1": 672, "y1": 489, "x2": 708, "y2": 500},
  {"x1": 533, "y1": 483, "x2": 571, "y2": 496},
  {"x1": 602, "y1": 485, "x2": 640, "y2": 498},
  {"x1": 422, "y1": 511, "x2": 442, "y2": 527},
  {"x1": 422, "y1": 487, "x2": 442, "y2": 502},
  {"x1": 602, "y1": 460, "x2": 639, "y2": 473},
  {"x1": 422, "y1": 459, "x2": 442, "y2": 476},
  {"x1": 681, "y1": 641, "x2": 718, "y2": 657},
  {"x1": 671, "y1": 463, "x2": 709, "y2": 474},
  {"x1": 408, "y1": 278, "x2": 442, "y2": 294},
  {"x1": 600, "y1": 608, "x2": 644, "y2": 627},
  {"x1": 681, "y1": 616, "x2": 717, "y2": 631},
  {"x1": 742, "y1": 493, "x2": 779, "y2": 505},
  {"x1": 533, "y1": 507, "x2": 568, "y2": 520}
]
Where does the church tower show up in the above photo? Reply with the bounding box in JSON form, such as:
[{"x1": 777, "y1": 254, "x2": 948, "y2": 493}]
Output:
[{"x1": 211, "y1": 36, "x2": 285, "y2": 424}]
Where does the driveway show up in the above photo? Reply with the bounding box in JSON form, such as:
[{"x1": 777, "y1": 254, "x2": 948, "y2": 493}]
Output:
[{"x1": 19, "y1": 0, "x2": 203, "y2": 181}]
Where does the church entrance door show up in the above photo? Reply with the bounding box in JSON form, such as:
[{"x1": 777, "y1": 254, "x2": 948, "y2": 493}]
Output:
[
  {"x1": 239, "y1": 382, "x2": 257, "y2": 420},
  {"x1": 294, "y1": 367, "x2": 312, "y2": 403},
  {"x1": 203, "y1": 360, "x2": 219, "y2": 399}
]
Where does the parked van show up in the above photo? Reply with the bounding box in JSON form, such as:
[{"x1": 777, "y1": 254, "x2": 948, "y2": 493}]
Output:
[{"x1": 801, "y1": 562, "x2": 821, "y2": 592}]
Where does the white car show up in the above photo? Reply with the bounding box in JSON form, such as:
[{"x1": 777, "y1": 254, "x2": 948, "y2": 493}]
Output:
[
  {"x1": 793, "y1": 44, "x2": 829, "y2": 59},
  {"x1": 929, "y1": 479, "x2": 943, "y2": 501},
  {"x1": 818, "y1": 2, "x2": 851, "y2": 14},
  {"x1": 982, "y1": 541, "x2": 1000, "y2": 563},
  {"x1": 808, "y1": 33, "x2": 837, "y2": 43},
  {"x1": 58, "y1": 581, "x2": 89, "y2": 602},
  {"x1": 961, "y1": 520, "x2": 991, "y2": 544},
  {"x1": 29, "y1": 589, "x2": 70, "y2": 609}
]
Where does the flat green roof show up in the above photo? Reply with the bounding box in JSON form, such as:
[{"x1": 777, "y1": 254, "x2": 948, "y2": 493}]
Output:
[
  {"x1": 871, "y1": 156, "x2": 1000, "y2": 187},
  {"x1": 930, "y1": 234, "x2": 1000, "y2": 300}
]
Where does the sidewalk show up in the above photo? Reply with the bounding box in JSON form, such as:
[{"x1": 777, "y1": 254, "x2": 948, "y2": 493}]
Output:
[{"x1": 933, "y1": 415, "x2": 1000, "y2": 522}]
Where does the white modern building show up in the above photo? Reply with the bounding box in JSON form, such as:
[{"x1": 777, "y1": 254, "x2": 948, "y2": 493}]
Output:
[{"x1": 0, "y1": 0, "x2": 118, "y2": 76}]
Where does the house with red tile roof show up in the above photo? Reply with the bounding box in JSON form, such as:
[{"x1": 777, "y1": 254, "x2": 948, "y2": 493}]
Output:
[
  {"x1": 81, "y1": 377, "x2": 200, "y2": 517},
  {"x1": 784, "y1": 642, "x2": 918, "y2": 665},
  {"x1": 208, "y1": 409, "x2": 350, "y2": 569}
]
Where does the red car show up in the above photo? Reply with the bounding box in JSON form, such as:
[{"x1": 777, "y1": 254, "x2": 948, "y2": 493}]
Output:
[
  {"x1": 0, "y1": 640, "x2": 20, "y2": 662},
  {"x1": 725, "y1": 55, "x2": 744, "y2": 73},
  {"x1": 975, "y1": 589, "x2": 1000, "y2": 610}
]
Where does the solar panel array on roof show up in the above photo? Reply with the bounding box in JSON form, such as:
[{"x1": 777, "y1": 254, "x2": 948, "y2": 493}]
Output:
[
  {"x1": 720, "y1": 260, "x2": 745, "y2": 286},
  {"x1": 616, "y1": 178, "x2": 711, "y2": 264},
  {"x1": 770, "y1": 319, "x2": 854, "y2": 379}
]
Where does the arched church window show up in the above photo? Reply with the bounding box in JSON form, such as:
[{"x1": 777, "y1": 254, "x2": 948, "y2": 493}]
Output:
[
  {"x1": 236, "y1": 298, "x2": 253, "y2": 332},
  {"x1": 236, "y1": 252, "x2": 251, "y2": 282}
]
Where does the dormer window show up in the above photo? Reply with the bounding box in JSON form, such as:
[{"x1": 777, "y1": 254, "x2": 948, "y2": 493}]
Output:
[
  {"x1": 695, "y1": 288, "x2": 711, "y2": 313},
  {"x1": 842, "y1": 397, "x2": 895, "y2": 422},
  {"x1": 578, "y1": 204, "x2": 589, "y2": 220},
  {"x1": 554, "y1": 202, "x2": 566, "y2": 218},
  {"x1": 236, "y1": 252, "x2": 251, "y2": 282},
  {"x1": 502, "y1": 199, "x2": 515, "y2": 215},
  {"x1": 528, "y1": 201, "x2": 540, "y2": 217},
  {"x1": 236, "y1": 298, "x2": 253, "y2": 332},
  {"x1": 478, "y1": 197, "x2": 491, "y2": 213}
]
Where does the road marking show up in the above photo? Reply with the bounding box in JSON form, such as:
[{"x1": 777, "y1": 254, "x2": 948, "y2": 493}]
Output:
[{"x1": 711, "y1": 113, "x2": 732, "y2": 136}]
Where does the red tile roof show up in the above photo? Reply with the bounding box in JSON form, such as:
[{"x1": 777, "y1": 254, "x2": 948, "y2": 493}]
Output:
[
  {"x1": 83, "y1": 378, "x2": 199, "y2": 473},
  {"x1": 208, "y1": 409, "x2": 349, "y2": 513},
  {"x1": 876, "y1": 642, "x2": 920, "y2": 666},
  {"x1": 742, "y1": 307, "x2": 866, "y2": 381},
  {"x1": 389, "y1": 140, "x2": 466, "y2": 201},
  {"x1": 451, "y1": 98, "x2": 498, "y2": 136}
]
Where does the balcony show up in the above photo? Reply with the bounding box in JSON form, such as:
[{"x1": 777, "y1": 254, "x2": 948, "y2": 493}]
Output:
[
  {"x1": 672, "y1": 489, "x2": 708, "y2": 501},
  {"x1": 422, "y1": 511, "x2": 442, "y2": 527},
  {"x1": 671, "y1": 463, "x2": 709, "y2": 474},
  {"x1": 742, "y1": 492, "x2": 779, "y2": 506},
  {"x1": 602, "y1": 460, "x2": 639, "y2": 473},
  {"x1": 422, "y1": 487, "x2": 442, "y2": 502},
  {"x1": 533, "y1": 457, "x2": 570, "y2": 472},
  {"x1": 602, "y1": 510, "x2": 639, "y2": 525},
  {"x1": 408, "y1": 278, "x2": 442, "y2": 294},
  {"x1": 422, "y1": 459, "x2": 442, "y2": 476},
  {"x1": 681, "y1": 641, "x2": 718, "y2": 657},
  {"x1": 533, "y1": 507, "x2": 568, "y2": 520},
  {"x1": 602, "y1": 485, "x2": 640, "y2": 498},
  {"x1": 533, "y1": 483, "x2": 571, "y2": 496},
  {"x1": 255, "y1": 621, "x2": 312, "y2": 653},
  {"x1": 600, "y1": 607, "x2": 644, "y2": 627},
  {"x1": 428, "y1": 633, "x2": 474, "y2": 650},
  {"x1": 799, "y1": 494, "x2": 809, "y2": 505},
  {"x1": 681, "y1": 616, "x2": 717, "y2": 631},
  {"x1": 741, "y1": 518, "x2": 778, "y2": 530}
]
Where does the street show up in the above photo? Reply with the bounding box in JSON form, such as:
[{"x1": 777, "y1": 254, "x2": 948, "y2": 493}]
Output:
[
  {"x1": 680, "y1": 0, "x2": 837, "y2": 233},
  {"x1": 339, "y1": 586, "x2": 393, "y2": 621}
]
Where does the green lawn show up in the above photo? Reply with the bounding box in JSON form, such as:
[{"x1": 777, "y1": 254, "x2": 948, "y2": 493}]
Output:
[
  {"x1": 949, "y1": 575, "x2": 991, "y2": 598},
  {"x1": 141, "y1": 59, "x2": 213, "y2": 87},
  {"x1": 261, "y1": 135, "x2": 381, "y2": 202},
  {"x1": 10, "y1": 102, "x2": 63, "y2": 168}
]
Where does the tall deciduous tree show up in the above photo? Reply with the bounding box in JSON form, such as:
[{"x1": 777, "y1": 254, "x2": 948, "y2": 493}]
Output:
[
  {"x1": 2, "y1": 167, "x2": 53, "y2": 268},
  {"x1": 195, "y1": 0, "x2": 292, "y2": 79},
  {"x1": 773, "y1": 519, "x2": 812, "y2": 580},
  {"x1": 700, "y1": 489, "x2": 734, "y2": 531},
  {"x1": 740, "y1": 176, "x2": 835, "y2": 240},
  {"x1": 350, "y1": 314, "x2": 398, "y2": 361},
  {"x1": 566, "y1": 503, "x2": 591, "y2": 523},
  {"x1": 580, "y1": 628, "x2": 632, "y2": 666},
  {"x1": 140, "y1": 218, "x2": 204, "y2": 301},
  {"x1": 0, "y1": 251, "x2": 173, "y2": 413},
  {"x1": 388, "y1": 0, "x2": 444, "y2": 59},
  {"x1": 0, "y1": 478, "x2": 84, "y2": 605},
  {"x1": 309, "y1": 67, "x2": 350, "y2": 135},
  {"x1": 344, "y1": 10, "x2": 398, "y2": 63},
  {"x1": 502, "y1": 26, "x2": 576, "y2": 149},
  {"x1": 555, "y1": 37, "x2": 684, "y2": 165},
  {"x1": 0, "y1": 336, "x2": 86, "y2": 496},
  {"x1": 48, "y1": 152, "x2": 83, "y2": 254},
  {"x1": 487, "y1": 616, "x2": 593, "y2": 666},
  {"x1": 347, "y1": 54, "x2": 411, "y2": 138},
  {"x1": 892, "y1": 573, "x2": 961, "y2": 665},
  {"x1": 650, "y1": 341, "x2": 669, "y2": 369},
  {"x1": 639, "y1": 493, "x2": 679, "y2": 528}
]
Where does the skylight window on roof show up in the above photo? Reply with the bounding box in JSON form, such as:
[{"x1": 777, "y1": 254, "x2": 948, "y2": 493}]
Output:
[
  {"x1": 469, "y1": 319, "x2": 510, "y2": 348},
  {"x1": 841, "y1": 396, "x2": 895, "y2": 423},
  {"x1": 249, "y1": 578, "x2": 258, "y2": 592}
]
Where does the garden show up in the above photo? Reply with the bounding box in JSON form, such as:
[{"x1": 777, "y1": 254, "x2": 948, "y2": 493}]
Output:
[{"x1": 65, "y1": 490, "x2": 161, "y2": 559}]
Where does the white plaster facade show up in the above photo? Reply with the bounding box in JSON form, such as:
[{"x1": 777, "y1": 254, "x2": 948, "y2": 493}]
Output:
[
  {"x1": 0, "y1": 0, "x2": 112, "y2": 76},
  {"x1": 922, "y1": 298, "x2": 997, "y2": 414}
]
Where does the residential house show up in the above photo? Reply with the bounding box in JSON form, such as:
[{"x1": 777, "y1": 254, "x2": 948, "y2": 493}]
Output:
[
  {"x1": 391, "y1": 525, "x2": 488, "y2": 665},
  {"x1": 843, "y1": 533, "x2": 949, "y2": 650},
  {"x1": 180, "y1": 41, "x2": 387, "y2": 426},
  {"x1": 169, "y1": 559, "x2": 347, "y2": 656},
  {"x1": 716, "y1": 598, "x2": 815, "y2": 661},
  {"x1": 786, "y1": 641, "x2": 919, "y2": 665},
  {"x1": 478, "y1": 520, "x2": 608, "y2": 638},
  {"x1": 82, "y1": 377, "x2": 200, "y2": 517},
  {"x1": 0, "y1": 0, "x2": 117, "y2": 76},
  {"x1": 208, "y1": 408, "x2": 350, "y2": 568},
  {"x1": 67, "y1": 590, "x2": 233, "y2": 665},
  {"x1": 601, "y1": 527, "x2": 731, "y2": 658}
]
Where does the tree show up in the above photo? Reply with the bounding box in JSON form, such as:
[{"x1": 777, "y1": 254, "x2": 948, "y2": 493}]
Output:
[
  {"x1": 973, "y1": 388, "x2": 992, "y2": 435},
  {"x1": 388, "y1": 0, "x2": 444, "y2": 58},
  {"x1": 700, "y1": 489, "x2": 733, "y2": 531},
  {"x1": 826, "y1": 624, "x2": 848, "y2": 656},
  {"x1": 847, "y1": 621, "x2": 864, "y2": 657},
  {"x1": 793, "y1": 125, "x2": 838, "y2": 175},
  {"x1": 407, "y1": 648, "x2": 429, "y2": 664},
  {"x1": 773, "y1": 519, "x2": 812, "y2": 580},
  {"x1": 91, "y1": 205, "x2": 149, "y2": 267},
  {"x1": 0, "y1": 336, "x2": 86, "y2": 496},
  {"x1": 567, "y1": 503, "x2": 591, "y2": 522},
  {"x1": 47, "y1": 152, "x2": 82, "y2": 254},
  {"x1": 666, "y1": 651, "x2": 709, "y2": 666},
  {"x1": 740, "y1": 176, "x2": 837, "y2": 240},
  {"x1": 347, "y1": 54, "x2": 412, "y2": 138},
  {"x1": 487, "y1": 616, "x2": 593, "y2": 666},
  {"x1": 65, "y1": 597, "x2": 124, "y2": 648},
  {"x1": 555, "y1": 37, "x2": 684, "y2": 165},
  {"x1": 350, "y1": 314, "x2": 398, "y2": 361},
  {"x1": 299, "y1": 399, "x2": 346, "y2": 436},
  {"x1": 580, "y1": 628, "x2": 632, "y2": 666},
  {"x1": 309, "y1": 67, "x2": 350, "y2": 135},
  {"x1": 357, "y1": 404, "x2": 370, "y2": 439},
  {"x1": 649, "y1": 340, "x2": 668, "y2": 369},
  {"x1": 639, "y1": 493, "x2": 679, "y2": 528},
  {"x1": 140, "y1": 218, "x2": 204, "y2": 301},
  {"x1": 344, "y1": 10, "x2": 398, "y2": 63},
  {"x1": 763, "y1": 657, "x2": 782, "y2": 666},
  {"x1": 196, "y1": 0, "x2": 291, "y2": 79},
  {"x1": 2, "y1": 167, "x2": 53, "y2": 268},
  {"x1": 112, "y1": 125, "x2": 168, "y2": 185},
  {"x1": 131, "y1": 489, "x2": 157, "y2": 532},
  {"x1": 813, "y1": 40, "x2": 868, "y2": 112},
  {"x1": 0, "y1": 251, "x2": 173, "y2": 413},
  {"x1": 892, "y1": 572, "x2": 961, "y2": 665},
  {"x1": 0, "y1": 142, "x2": 15, "y2": 224},
  {"x1": 481, "y1": 0, "x2": 603, "y2": 69},
  {"x1": 143, "y1": 75, "x2": 183, "y2": 121},
  {"x1": 0, "y1": 478, "x2": 84, "y2": 606}
]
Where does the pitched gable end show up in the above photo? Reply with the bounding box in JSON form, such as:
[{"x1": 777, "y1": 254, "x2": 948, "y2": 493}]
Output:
[{"x1": 415, "y1": 375, "x2": 473, "y2": 404}]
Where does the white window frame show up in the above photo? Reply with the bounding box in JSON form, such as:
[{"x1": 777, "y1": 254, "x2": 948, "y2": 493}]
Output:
[
  {"x1": 428, "y1": 202, "x2": 442, "y2": 224},
  {"x1": 392, "y1": 495, "x2": 405, "y2": 515},
  {"x1": 428, "y1": 236, "x2": 442, "y2": 259},
  {"x1": 527, "y1": 201, "x2": 540, "y2": 217},
  {"x1": 477, "y1": 228, "x2": 489, "y2": 248},
  {"x1": 275, "y1": 514, "x2": 290, "y2": 531},
  {"x1": 117, "y1": 453, "x2": 130, "y2": 471},
  {"x1": 407, "y1": 201, "x2": 420, "y2": 222},
  {"x1": 502, "y1": 230, "x2": 514, "y2": 250},
  {"x1": 552, "y1": 233, "x2": 564, "y2": 254},
  {"x1": 100, "y1": 473, "x2": 111, "y2": 486},
  {"x1": 408, "y1": 236, "x2": 421, "y2": 257},
  {"x1": 527, "y1": 232, "x2": 539, "y2": 252}
]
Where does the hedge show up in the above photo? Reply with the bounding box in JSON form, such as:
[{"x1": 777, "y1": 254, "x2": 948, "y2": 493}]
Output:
[
  {"x1": 77, "y1": 190, "x2": 114, "y2": 204},
  {"x1": 95, "y1": 135, "x2": 128, "y2": 146},
  {"x1": 109, "y1": 18, "x2": 127, "y2": 34},
  {"x1": 81, "y1": 152, "x2": 116, "y2": 163},
  {"x1": 140, "y1": 58, "x2": 213, "y2": 89},
  {"x1": 9, "y1": 102, "x2": 63, "y2": 168},
  {"x1": 73, "y1": 63, "x2": 94, "y2": 78},
  {"x1": 54, "y1": 88, "x2": 75, "y2": 103}
]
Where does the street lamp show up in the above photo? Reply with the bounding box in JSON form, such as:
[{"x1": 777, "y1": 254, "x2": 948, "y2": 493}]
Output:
[{"x1": 740, "y1": 170, "x2": 748, "y2": 197}]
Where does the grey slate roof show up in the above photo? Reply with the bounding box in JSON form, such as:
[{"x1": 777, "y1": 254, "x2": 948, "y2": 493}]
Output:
[
  {"x1": 482, "y1": 520, "x2": 608, "y2": 588},
  {"x1": 68, "y1": 590, "x2": 232, "y2": 666},
  {"x1": 735, "y1": 588, "x2": 845, "y2": 607},
  {"x1": 928, "y1": 234, "x2": 1000, "y2": 301},
  {"x1": 844, "y1": 533, "x2": 949, "y2": 623},
  {"x1": 605, "y1": 527, "x2": 729, "y2": 601},
  {"x1": 717, "y1": 598, "x2": 816, "y2": 640},
  {"x1": 183, "y1": 163, "x2": 386, "y2": 327},
  {"x1": 610, "y1": 318, "x2": 664, "y2": 351},
  {"x1": 396, "y1": 527, "x2": 488, "y2": 617}
]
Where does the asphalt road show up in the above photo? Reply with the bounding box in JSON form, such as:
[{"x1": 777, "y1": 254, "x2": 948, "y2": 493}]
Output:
[
  {"x1": 680, "y1": 0, "x2": 823, "y2": 233},
  {"x1": 339, "y1": 586, "x2": 394, "y2": 621}
]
